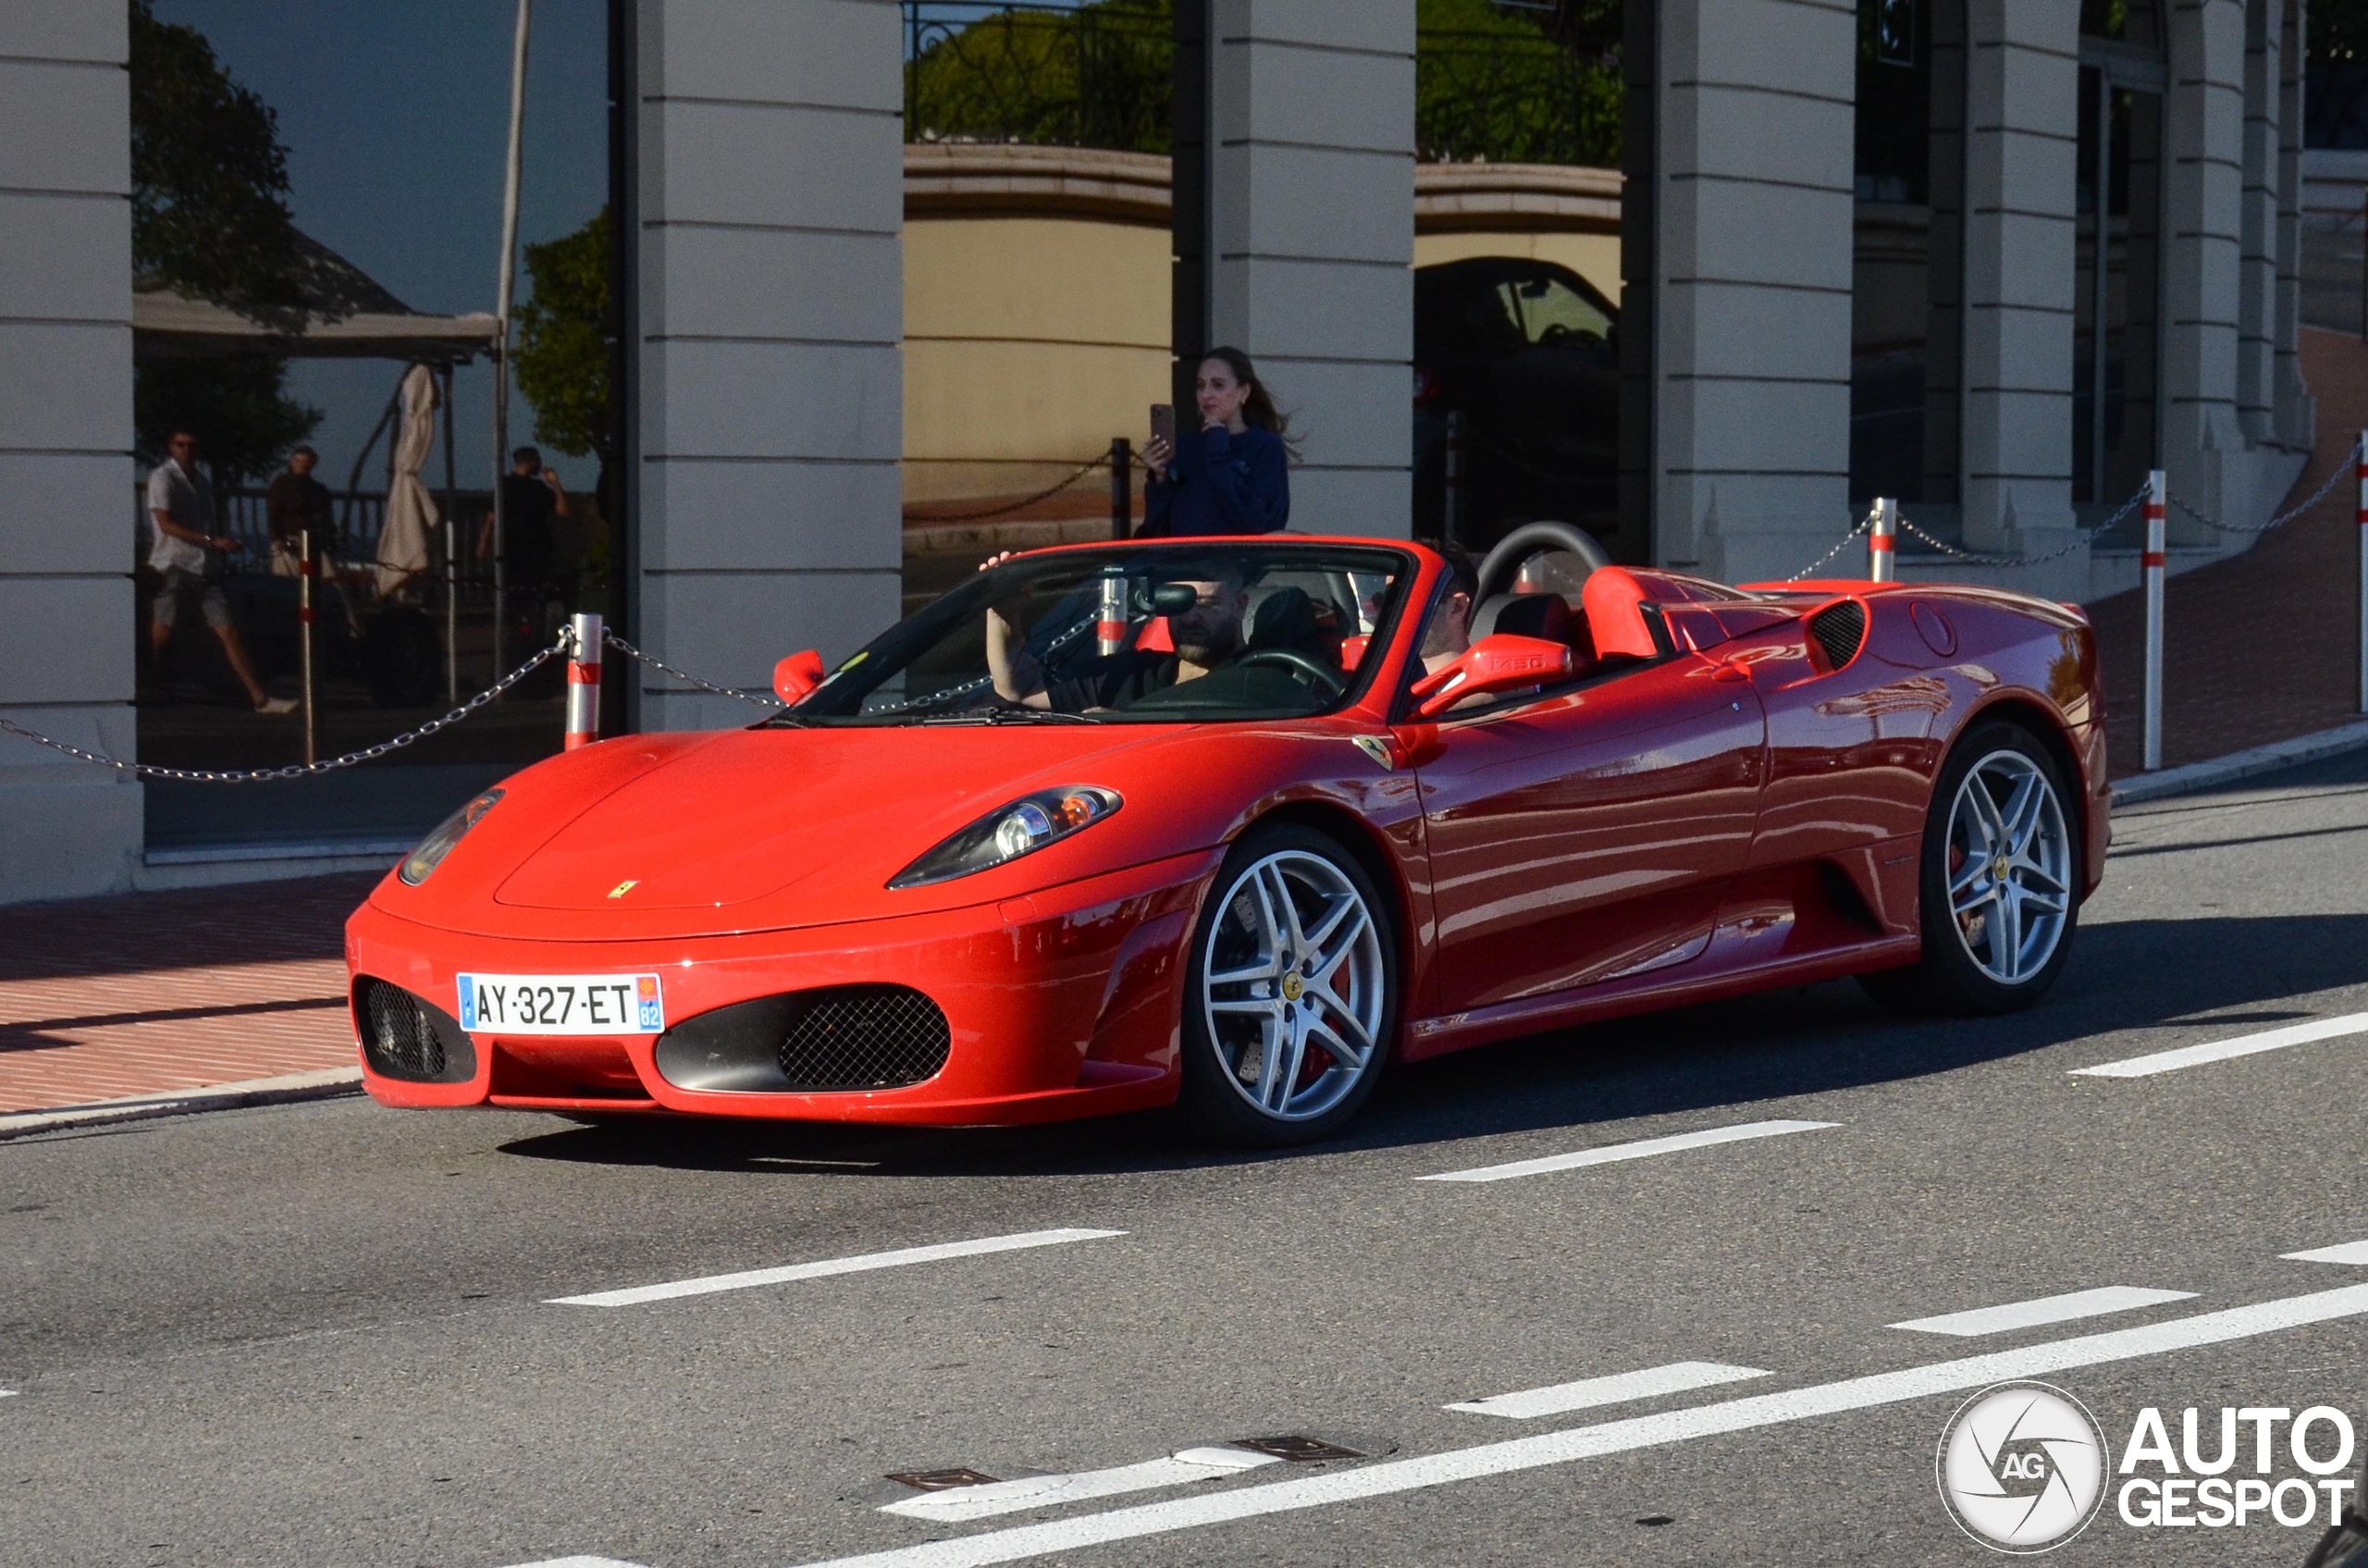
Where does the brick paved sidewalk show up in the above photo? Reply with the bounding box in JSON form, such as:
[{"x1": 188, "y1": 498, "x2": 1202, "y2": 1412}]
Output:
[
  {"x1": 0, "y1": 873, "x2": 374, "y2": 1116},
  {"x1": 2089, "y1": 327, "x2": 2368, "y2": 775}
]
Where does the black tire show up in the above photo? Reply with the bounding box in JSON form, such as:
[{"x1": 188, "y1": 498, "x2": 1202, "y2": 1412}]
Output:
[
  {"x1": 1177, "y1": 822, "x2": 1400, "y2": 1147},
  {"x1": 1861, "y1": 720, "x2": 2083, "y2": 1016}
]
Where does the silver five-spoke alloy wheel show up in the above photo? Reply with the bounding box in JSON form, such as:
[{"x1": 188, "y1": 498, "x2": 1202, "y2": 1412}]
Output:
[
  {"x1": 1943, "y1": 747, "x2": 2072, "y2": 985},
  {"x1": 1201, "y1": 849, "x2": 1387, "y2": 1122}
]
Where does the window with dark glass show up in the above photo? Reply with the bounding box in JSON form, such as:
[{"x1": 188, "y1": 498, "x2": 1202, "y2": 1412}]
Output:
[{"x1": 2074, "y1": 0, "x2": 2165, "y2": 514}]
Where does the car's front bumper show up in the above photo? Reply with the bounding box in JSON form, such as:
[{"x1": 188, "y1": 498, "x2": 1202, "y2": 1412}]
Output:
[{"x1": 343, "y1": 848, "x2": 1219, "y2": 1126}]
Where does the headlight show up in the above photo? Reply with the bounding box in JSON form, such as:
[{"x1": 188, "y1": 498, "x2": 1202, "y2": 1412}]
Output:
[
  {"x1": 888, "y1": 786, "x2": 1121, "y2": 890},
  {"x1": 398, "y1": 788, "x2": 504, "y2": 886}
]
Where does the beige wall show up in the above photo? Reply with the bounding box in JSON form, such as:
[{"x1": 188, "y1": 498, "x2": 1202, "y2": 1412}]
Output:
[
  {"x1": 904, "y1": 216, "x2": 1171, "y2": 504},
  {"x1": 904, "y1": 213, "x2": 1625, "y2": 506}
]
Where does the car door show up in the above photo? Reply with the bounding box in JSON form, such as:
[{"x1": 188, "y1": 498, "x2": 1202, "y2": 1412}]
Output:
[{"x1": 1412, "y1": 653, "x2": 1769, "y2": 1014}]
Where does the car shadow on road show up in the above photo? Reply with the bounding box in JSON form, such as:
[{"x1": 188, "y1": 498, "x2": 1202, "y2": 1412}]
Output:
[{"x1": 495, "y1": 913, "x2": 2368, "y2": 1179}]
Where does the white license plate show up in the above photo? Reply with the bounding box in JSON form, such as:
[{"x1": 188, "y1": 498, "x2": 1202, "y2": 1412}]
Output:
[{"x1": 456, "y1": 973, "x2": 665, "y2": 1035}]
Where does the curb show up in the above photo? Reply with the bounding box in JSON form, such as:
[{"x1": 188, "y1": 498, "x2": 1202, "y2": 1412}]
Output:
[
  {"x1": 0, "y1": 1067, "x2": 363, "y2": 1142},
  {"x1": 2111, "y1": 717, "x2": 2368, "y2": 806}
]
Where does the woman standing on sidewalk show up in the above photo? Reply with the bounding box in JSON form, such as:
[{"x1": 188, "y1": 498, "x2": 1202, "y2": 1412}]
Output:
[{"x1": 1139, "y1": 347, "x2": 1292, "y2": 537}]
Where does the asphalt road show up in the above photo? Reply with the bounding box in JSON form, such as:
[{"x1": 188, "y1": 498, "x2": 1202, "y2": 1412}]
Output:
[{"x1": 9, "y1": 751, "x2": 2368, "y2": 1567}]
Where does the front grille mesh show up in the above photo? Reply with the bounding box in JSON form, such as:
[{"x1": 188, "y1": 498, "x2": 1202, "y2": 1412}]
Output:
[
  {"x1": 359, "y1": 978, "x2": 446, "y2": 1080},
  {"x1": 778, "y1": 985, "x2": 951, "y2": 1091},
  {"x1": 1809, "y1": 599, "x2": 1868, "y2": 669}
]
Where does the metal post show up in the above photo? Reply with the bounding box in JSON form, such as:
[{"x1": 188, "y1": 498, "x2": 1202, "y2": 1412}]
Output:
[
  {"x1": 440, "y1": 364, "x2": 459, "y2": 706},
  {"x1": 2356, "y1": 433, "x2": 2367, "y2": 714},
  {"x1": 298, "y1": 527, "x2": 316, "y2": 765},
  {"x1": 564, "y1": 611, "x2": 603, "y2": 749},
  {"x1": 2360, "y1": 194, "x2": 2367, "y2": 343},
  {"x1": 2144, "y1": 468, "x2": 2167, "y2": 772},
  {"x1": 1109, "y1": 437, "x2": 1131, "y2": 540},
  {"x1": 1869, "y1": 498, "x2": 1897, "y2": 582},
  {"x1": 490, "y1": 0, "x2": 533, "y2": 685},
  {"x1": 1444, "y1": 409, "x2": 1465, "y2": 544}
]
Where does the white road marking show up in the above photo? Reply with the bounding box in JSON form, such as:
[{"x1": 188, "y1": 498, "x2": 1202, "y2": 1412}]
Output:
[
  {"x1": 2070, "y1": 1011, "x2": 2368, "y2": 1078},
  {"x1": 547, "y1": 1229, "x2": 1126, "y2": 1307},
  {"x1": 2284, "y1": 1240, "x2": 2368, "y2": 1265},
  {"x1": 1887, "y1": 1285, "x2": 2196, "y2": 1337},
  {"x1": 1446, "y1": 1360, "x2": 1769, "y2": 1420},
  {"x1": 882, "y1": 1447, "x2": 1280, "y2": 1524},
  {"x1": 1416, "y1": 1119, "x2": 1837, "y2": 1184},
  {"x1": 499, "y1": 1558, "x2": 651, "y2": 1567},
  {"x1": 790, "y1": 1283, "x2": 2368, "y2": 1568}
]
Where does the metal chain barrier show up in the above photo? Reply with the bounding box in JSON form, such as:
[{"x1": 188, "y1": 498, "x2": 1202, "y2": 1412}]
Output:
[
  {"x1": 0, "y1": 632, "x2": 570, "y2": 784},
  {"x1": 2167, "y1": 435, "x2": 2363, "y2": 537},
  {"x1": 602, "y1": 630, "x2": 788, "y2": 709},
  {"x1": 1785, "y1": 480, "x2": 2152, "y2": 579},
  {"x1": 1782, "y1": 514, "x2": 1873, "y2": 582},
  {"x1": 911, "y1": 453, "x2": 1111, "y2": 525}
]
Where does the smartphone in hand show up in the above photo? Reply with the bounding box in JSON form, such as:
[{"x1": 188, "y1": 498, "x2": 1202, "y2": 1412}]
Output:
[{"x1": 1149, "y1": 403, "x2": 1176, "y2": 451}]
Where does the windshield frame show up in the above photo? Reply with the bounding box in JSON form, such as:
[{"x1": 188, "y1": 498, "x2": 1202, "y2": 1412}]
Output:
[{"x1": 777, "y1": 540, "x2": 1424, "y2": 727}]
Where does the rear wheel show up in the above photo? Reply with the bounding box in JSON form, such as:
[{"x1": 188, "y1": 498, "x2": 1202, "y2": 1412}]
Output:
[
  {"x1": 1177, "y1": 824, "x2": 1398, "y2": 1146},
  {"x1": 1861, "y1": 722, "x2": 2081, "y2": 1015}
]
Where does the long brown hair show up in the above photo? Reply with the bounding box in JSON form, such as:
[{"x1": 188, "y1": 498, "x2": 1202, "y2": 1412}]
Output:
[{"x1": 1202, "y1": 345, "x2": 1298, "y2": 460}]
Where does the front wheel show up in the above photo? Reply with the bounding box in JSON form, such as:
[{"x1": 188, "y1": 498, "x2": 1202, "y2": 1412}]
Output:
[
  {"x1": 1861, "y1": 721, "x2": 2082, "y2": 1015},
  {"x1": 1177, "y1": 824, "x2": 1398, "y2": 1146}
]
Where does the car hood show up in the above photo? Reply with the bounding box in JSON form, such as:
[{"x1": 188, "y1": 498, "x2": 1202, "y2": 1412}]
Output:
[{"x1": 370, "y1": 721, "x2": 1251, "y2": 941}]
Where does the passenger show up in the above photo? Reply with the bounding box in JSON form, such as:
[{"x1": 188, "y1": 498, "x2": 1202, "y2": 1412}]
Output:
[
  {"x1": 983, "y1": 563, "x2": 1250, "y2": 711},
  {"x1": 1139, "y1": 347, "x2": 1292, "y2": 537},
  {"x1": 1418, "y1": 537, "x2": 1478, "y2": 675}
]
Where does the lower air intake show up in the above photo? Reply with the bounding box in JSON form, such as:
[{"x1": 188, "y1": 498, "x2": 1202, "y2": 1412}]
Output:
[
  {"x1": 354, "y1": 977, "x2": 475, "y2": 1083},
  {"x1": 1809, "y1": 599, "x2": 1868, "y2": 670},
  {"x1": 778, "y1": 985, "x2": 951, "y2": 1091}
]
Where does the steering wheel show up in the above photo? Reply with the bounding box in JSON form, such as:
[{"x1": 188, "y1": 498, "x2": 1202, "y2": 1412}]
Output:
[
  {"x1": 1475, "y1": 520, "x2": 1613, "y2": 604},
  {"x1": 1236, "y1": 648, "x2": 1348, "y2": 699}
]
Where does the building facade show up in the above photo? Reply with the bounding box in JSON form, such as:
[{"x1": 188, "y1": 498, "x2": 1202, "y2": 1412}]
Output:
[{"x1": 0, "y1": 0, "x2": 2317, "y2": 903}]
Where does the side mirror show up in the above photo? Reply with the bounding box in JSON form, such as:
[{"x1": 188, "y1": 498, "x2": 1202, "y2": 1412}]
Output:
[
  {"x1": 773, "y1": 648, "x2": 826, "y2": 705},
  {"x1": 1411, "y1": 634, "x2": 1572, "y2": 719}
]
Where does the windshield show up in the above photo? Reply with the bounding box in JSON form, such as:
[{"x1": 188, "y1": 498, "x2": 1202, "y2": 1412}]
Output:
[{"x1": 784, "y1": 543, "x2": 1415, "y2": 726}]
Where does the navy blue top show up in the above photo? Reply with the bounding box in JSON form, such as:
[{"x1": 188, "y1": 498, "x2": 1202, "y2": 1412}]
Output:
[{"x1": 1140, "y1": 425, "x2": 1290, "y2": 537}]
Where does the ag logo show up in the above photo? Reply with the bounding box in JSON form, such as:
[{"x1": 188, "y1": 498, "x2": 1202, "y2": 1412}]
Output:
[{"x1": 1937, "y1": 1381, "x2": 2110, "y2": 1553}]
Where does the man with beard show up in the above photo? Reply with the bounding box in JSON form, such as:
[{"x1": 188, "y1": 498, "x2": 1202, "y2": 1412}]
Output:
[{"x1": 984, "y1": 562, "x2": 1252, "y2": 713}]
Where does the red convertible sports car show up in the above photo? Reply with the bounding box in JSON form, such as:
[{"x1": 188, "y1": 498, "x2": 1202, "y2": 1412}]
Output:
[{"x1": 346, "y1": 526, "x2": 2106, "y2": 1144}]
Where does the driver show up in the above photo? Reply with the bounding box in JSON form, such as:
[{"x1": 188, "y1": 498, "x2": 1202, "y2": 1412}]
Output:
[
  {"x1": 986, "y1": 564, "x2": 1250, "y2": 711},
  {"x1": 1417, "y1": 537, "x2": 1477, "y2": 675}
]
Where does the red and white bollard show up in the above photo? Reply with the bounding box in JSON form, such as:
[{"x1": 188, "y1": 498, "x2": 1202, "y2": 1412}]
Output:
[
  {"x1": 2143, "y1": 469, "x2": 2166, "y2": 772},
  {"x1": 564, "y1": 611, "x2": 603, "y2": 750},
  {"x1": 1868, "y1": 497, "x2": 1897, "y2": 582},
  {"x1": 2356, "y1": 431, "x2": 2366, "y2": 716}
]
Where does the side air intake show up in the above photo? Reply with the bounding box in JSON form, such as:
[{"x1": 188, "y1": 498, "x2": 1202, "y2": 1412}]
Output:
[
  {"x1": 353, "y1": 977, "x2": 477, "y2": 1083},
  {"x1": 654, "y1": 984, "x2": 953, "y2": 1093},
  {"x1": 1808, "y1": 599, "x2": 1868, "y2": 670}
]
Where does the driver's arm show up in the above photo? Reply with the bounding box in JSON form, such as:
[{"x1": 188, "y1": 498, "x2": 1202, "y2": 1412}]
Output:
[{"x1": 983, "y1": 606, "x2": 1051, "y2": 709}]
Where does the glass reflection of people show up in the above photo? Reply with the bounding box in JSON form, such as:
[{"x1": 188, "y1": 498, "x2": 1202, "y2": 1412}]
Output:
[
  {"x1": 145, "y1": 429, "x2": 295, "y2": 714},
  {"x1": 478, "y1": 445, "x2": 569, "y2": 619},
  {"x1": 265, "y1": 444, "x2": 332, "y2": 577},
  {"x1": 980, "y1": 556, "x2": 1248, "y2": 711},
  {"x1": 1140, "y1": 346, "x2": 1291, "y2": 537}
]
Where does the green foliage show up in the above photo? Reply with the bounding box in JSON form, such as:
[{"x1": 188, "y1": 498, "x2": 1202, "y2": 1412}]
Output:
[
  {"x1": 134, "y1": 356, "x2": 321, "y2": 492},
  {"x1": 129, "y1": 0, "x2": 309, "y2": 328},
  {"x1": 513, "y1": 207, "x2": 615, "y2": 463},
  {"x1": 1416, "y1": 0, "x2": 1621, "y2": 167},
  {"x1": 129, "y1": 1, "x2": 318, "y2": 488},
  {"x1": 903, "y1": 0, "x2": 1622, "y2": 167},
  {"x1": 907, "y1": 0, "x2": 1172, "y2": 153}
]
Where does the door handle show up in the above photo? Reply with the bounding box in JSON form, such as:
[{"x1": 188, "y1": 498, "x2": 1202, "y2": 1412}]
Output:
[{"x1": 1711, "y1": 659, "x2": 1751, "y2": 684}]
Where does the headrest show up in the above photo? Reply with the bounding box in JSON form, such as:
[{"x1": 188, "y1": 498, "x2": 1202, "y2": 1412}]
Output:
[
  {"x1": 1470, "y1": 591, "x2": 1573, "y2": 645},
  {"x1": 1581, "y1": 567, "x2": 1659, "y2": 660},
  {"x1": 1245, "y1": 586, "x2": 1319, "y2": 650}
]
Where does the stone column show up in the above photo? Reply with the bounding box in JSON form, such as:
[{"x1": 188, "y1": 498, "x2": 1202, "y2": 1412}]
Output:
[
  {"x1": 2160, "y1": 0, "x2": 2248, "y2": 542},
  {"x1": 628, "y1": 0, "x2": 903, "y2": 731},
  {"x1": 1959, "y1": 0, "x2": 2078, "y2": 554},
  {"x1": 2273, "y1": 0, "x2": 2314, "y2": 448},
  {"x1": 1200, "y1": 0, "x2": 1414, "y2": 538},
  {"x1": 2237, "y1": 0, "x2": 2282, "y2": 444},
  {"x1": 0, "y1": 6, "x2": 139, "y2": 900},
  {"x1": 1653, "y1": 0, "x2": 1856, "y2": 582}
]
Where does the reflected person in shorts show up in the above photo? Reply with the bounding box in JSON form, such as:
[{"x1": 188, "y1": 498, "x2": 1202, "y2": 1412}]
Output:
[{"x1": 146, "y1": 430, "x2": 294, "y2": 713}]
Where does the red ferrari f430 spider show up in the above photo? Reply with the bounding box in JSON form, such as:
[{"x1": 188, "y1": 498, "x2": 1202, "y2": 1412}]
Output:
[{"x1": 347, "y1": 527, "x2": 2105, "y2": 1144}]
